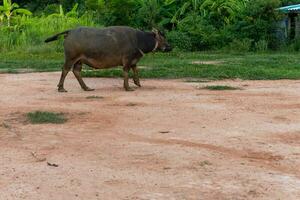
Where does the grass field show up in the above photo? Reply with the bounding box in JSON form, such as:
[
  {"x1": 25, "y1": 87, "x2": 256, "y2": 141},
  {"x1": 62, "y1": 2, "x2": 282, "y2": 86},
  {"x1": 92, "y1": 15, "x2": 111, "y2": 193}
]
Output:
[{"x1": 1, "y1": 49, "x2": 300, "y2": 80}]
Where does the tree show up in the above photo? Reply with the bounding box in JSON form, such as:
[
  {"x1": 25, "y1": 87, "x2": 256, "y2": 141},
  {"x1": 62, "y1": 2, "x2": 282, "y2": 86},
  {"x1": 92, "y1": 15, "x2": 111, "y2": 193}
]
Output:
[
  {"x1": 0, "y1": 0, "x2": 32, "y2": 27},
  {"x1": 13, "y1": 0, "x2": 85, "y2": 12},
  {"x1": 48, "y1": 3, "x2": 79, "y2": 18},
  {"x1": 232, "y1": 0, "x2": 282, "y2": 49},
  {"x1": 85, "y1": 0, "x2": 105, "y2": 10},
  {"x1": 133, "y1": 0, "x2": 182, "y2": 30},
  {"x1": 200, "y1": 0, "x2": 247, "y2": 27},
  {"x1": 101, "y1": 0, "x2": 139, "y2": 26},
  {"x1": 171, "y1": 0, "x2": 202, "y2": 25}
]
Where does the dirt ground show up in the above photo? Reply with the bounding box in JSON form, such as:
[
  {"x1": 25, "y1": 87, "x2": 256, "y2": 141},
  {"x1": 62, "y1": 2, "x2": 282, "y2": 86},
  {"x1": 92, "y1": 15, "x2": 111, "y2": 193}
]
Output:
[{"x1": 0, "y1": 72, "x2": 300, "y2": 200}]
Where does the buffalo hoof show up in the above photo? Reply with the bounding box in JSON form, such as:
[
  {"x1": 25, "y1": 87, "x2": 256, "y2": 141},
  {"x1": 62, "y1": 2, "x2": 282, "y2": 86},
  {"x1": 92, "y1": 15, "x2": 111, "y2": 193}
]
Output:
[
  {"x1": 134, "y1": 81, "x2": 141, "y2": 87},
  {"x1": 84, "y1": 87, "x2": 95, "y2": 91},
  {"x1": 125, "y1": 87, "x2": 134, "y2": 92},
  {"x1": 58, "y1": 88, "x2": 68, "y2": 92}
]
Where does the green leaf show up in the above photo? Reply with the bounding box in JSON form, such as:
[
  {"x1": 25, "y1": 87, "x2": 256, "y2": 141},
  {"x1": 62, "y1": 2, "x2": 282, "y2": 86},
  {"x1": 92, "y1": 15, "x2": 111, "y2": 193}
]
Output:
[{"x1": 14, "y1": 8, "x2": 32, "y2": 16}]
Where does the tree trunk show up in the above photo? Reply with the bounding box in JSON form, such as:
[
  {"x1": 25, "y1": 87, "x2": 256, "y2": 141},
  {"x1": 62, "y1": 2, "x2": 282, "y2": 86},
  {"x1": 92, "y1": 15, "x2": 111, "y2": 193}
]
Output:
[{"x1": 7, "y1": 15, "x2": 10, "y2": 27}]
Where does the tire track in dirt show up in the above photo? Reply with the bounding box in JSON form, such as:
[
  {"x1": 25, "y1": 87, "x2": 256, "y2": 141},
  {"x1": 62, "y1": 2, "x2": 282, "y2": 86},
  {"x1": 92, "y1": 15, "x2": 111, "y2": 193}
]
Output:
[
  {"x1": 272, "y1": 131, "x2": 300, "y2": 146},
  {"x1": 123, "y1": 133, "x2": 300, "y2": 178}
]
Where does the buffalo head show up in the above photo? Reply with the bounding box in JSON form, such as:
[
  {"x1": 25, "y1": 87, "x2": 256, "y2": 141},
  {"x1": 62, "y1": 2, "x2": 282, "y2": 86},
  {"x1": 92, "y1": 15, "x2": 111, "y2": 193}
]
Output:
[{"x1": 152, "y1": 28, "x2": 172, "y2": 52}]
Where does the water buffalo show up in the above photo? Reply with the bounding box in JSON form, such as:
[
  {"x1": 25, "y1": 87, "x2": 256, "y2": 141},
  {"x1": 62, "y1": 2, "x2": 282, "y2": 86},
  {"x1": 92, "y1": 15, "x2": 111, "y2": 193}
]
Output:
[{"x1": 45, "y1": 26, "x2": 172, "y2": 92}]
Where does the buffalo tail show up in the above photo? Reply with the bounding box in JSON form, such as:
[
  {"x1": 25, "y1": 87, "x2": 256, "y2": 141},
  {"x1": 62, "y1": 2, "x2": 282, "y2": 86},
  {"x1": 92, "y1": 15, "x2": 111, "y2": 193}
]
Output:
[{"x1": 44, "y1": 30, "x2": 70, "y2": 43}]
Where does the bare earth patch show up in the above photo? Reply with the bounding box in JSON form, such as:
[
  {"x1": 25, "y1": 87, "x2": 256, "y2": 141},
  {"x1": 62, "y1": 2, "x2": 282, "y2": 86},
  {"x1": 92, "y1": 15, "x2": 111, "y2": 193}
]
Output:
[
  {"x1": 0, "y1": 72, "x2": 300, "y2": 199},
  {"x1": 191, "y1": 60, "x2": 224, "y2": 65}
]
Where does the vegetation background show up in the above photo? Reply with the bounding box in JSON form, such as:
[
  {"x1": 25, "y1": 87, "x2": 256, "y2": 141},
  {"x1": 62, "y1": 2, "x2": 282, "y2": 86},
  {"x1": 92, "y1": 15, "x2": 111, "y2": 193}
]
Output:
[{"x1": 1, "y1": 0, "x2": 300, "y2": 80}]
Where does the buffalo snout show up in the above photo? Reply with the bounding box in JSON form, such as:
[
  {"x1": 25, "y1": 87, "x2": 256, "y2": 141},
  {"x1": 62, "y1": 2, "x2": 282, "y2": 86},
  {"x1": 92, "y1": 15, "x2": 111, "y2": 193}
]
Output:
[{"x1": 162, "y1": 44, "x2": 172, "y2": 52}]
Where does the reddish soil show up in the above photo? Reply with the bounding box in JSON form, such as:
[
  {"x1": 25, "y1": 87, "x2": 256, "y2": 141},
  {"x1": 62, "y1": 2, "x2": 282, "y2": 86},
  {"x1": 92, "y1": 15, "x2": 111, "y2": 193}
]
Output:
[{"x1": 0, "y1": 72, "x2": 300, "y2": 200}]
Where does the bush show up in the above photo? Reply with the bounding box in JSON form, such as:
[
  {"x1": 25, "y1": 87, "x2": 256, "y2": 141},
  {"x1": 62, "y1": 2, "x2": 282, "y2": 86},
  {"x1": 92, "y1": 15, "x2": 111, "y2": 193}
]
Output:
[
  {"x1": 101, "y1": 0, "x2": 139, "y2": 26},
  {"x1": 290, "y1": 38, "x2": 300, "y2": 51},
  {"x1": 42, "y1": 4, "x2": 60, "y2": 15},
  {"x1": 177, "y1": 14, "x2": 219, "y2": 50},
  {"x1": 134, "y1": 0, "x2": 162, "y2": 29},
  {"x1": 167, "y1": 31, "x2": 192, "y2": 51},
  {"x1": 1, "y1": 0, "x2": 293, "y2": 52},
  {"x1": 228, "y1": 38, "x2": 253, "y2": 52},
  {"x1": 255, "y1": 40, "x2": 268, "y2": 52},
  {"x1": 231, "y1": 0, "x2": 282, "y2": 50}
]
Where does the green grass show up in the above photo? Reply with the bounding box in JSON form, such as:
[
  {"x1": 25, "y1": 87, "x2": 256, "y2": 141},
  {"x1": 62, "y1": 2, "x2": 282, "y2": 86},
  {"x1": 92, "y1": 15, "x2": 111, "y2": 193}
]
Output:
[
  {"x1": 0, "y1": 15, "x2": 96, "y2": 51},
  {"x1": 1, "y1": 50, "x2": 300, "y2": 80},
  {"x1": 81, "y1": 51, "x2": 300, "y2": 80},
  {"x1": 202, "y1": 85, "x2": 241, "y2": 90},
  {"x1": 27, "y1": 111, "x2": 67, "y2": 124}
]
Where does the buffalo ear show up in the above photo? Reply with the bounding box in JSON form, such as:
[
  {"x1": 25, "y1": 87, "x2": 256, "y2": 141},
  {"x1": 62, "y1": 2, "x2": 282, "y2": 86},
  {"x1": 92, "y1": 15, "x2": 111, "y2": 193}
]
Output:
[
  {"x1": 152, "y1": 28, "x2": 160, "y2": 39},
  {"x1": 152, "y1": 28, "x2": 159, "y2": 34}
]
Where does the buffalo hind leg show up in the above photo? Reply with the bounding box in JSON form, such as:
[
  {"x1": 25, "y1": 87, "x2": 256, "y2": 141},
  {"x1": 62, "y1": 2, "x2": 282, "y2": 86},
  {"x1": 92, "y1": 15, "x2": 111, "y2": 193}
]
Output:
[
  {"x1": 132, "y1": 65, "x2": 141, "y2": 87},
  {"x1": 123, "y1": 66, "x2": 134, "y2": 91},
  {"x1": 73, "y1": 61, "x2": 94, "y2": 91},
  {"x1": 57, "y1": 62, "x2": 72, "y2": 92}
]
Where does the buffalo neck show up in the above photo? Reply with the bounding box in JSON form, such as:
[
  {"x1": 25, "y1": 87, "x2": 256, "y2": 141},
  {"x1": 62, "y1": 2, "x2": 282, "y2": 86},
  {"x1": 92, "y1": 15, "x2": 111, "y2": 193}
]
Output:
[{"x1": 136, "y1": 31, "x2": 156, "y2": 54}]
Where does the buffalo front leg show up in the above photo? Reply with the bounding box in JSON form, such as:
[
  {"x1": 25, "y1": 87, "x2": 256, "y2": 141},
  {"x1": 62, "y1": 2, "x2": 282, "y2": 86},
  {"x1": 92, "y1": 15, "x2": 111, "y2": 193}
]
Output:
[
  {"x1": 132, "y1": 65, "x2": 141, "y2": 87},
  {"x1": 123, "y1": 66, "x2": 134, "y2": 91},
  {"x1": 57, "y1": 63, "x2": 72, "y2": 92},
  {"x1": 73, "y1": 62, "x2": 95, "y2": 91}
]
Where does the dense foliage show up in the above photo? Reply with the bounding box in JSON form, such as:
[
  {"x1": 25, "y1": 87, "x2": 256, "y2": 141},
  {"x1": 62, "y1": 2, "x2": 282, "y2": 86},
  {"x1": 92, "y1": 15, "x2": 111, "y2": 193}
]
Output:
[{"x1": 1, "y1": 0, "x2": 300, "y2": 52}]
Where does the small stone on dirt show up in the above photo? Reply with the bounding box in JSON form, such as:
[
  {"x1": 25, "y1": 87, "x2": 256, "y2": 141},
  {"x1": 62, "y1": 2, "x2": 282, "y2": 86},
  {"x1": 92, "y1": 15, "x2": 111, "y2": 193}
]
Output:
[
  {"x1": 159, "y1": 131, "x2": 170, "y2": 134},
  {"x1": 126, "y1": 103, "x2": 137, "y2": 106},
  {"x1": 47, "y1": 162, "x2": 59, "y2": 167},
  {"x1": 199, "y1": 160, "x2": 212, "y2": 166},
  {"x1": 31, "y1": 152, "x2": 46, "y2": 162}
]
